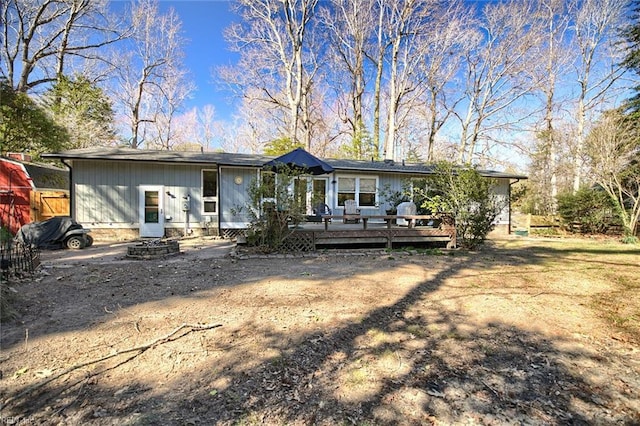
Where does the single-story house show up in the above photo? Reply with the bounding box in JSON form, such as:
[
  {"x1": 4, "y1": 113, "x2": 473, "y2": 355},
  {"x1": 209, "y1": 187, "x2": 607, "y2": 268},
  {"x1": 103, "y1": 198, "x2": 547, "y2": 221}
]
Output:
[
  {"x1": 0, "y1": 153, "x2": 70, "y2": 234},
  {"x1": 42, "y1": 147, "x2": 526, "y2": 240}
]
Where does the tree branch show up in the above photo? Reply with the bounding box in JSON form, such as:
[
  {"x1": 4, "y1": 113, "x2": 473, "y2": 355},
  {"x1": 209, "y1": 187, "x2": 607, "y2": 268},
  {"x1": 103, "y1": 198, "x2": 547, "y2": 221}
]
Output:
[{"x1": 2, "y1": 322, "x2": 222, "y2": 408}]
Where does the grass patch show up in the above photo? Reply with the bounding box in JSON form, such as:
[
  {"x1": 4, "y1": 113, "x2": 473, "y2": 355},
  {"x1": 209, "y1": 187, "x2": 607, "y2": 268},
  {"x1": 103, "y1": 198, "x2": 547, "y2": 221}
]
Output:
[
  {"x1": 406, "y1": 324, "x2": 428, "y2": 338},
  {"x1": 345, "y1": 367, "x2": 369, "y2": 386},
  {"x1": 530, "y1": 228, "x2": 562, "y2": 237},
  {"x1": 590, "y1": 272, "x2": 640, "y2": 343},
  {"x1": 386, "y1": 246, "x2": 445, "y2": 256}
]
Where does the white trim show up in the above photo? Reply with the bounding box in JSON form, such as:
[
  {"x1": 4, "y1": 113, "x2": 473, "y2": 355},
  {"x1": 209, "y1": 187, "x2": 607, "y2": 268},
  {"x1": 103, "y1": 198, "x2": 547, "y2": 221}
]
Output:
[
  {"x1": 336, "y1": 174, "x2": 379, "y2": 208},
  {"x1": 139, "y1": 185, "x2": 165, "y2": 237},
  {"x1": 220, "y1": 221, "x2": 250, "y2": 229},
  {"x1": 201, "y1": 168, "x2": 218, "y2": 215}
]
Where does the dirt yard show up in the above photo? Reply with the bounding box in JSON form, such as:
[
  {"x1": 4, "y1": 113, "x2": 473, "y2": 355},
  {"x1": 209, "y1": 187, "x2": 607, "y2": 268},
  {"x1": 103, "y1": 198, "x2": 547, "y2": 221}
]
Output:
[{"x1": 1, "y1": 236, "x2": 639, "y2": 425}]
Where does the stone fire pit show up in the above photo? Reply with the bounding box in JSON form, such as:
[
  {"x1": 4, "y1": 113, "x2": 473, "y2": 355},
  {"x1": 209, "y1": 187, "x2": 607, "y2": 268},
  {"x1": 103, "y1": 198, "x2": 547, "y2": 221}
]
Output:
[{"x1": 127, "y1": 240, "x2": 180, "y2": 259}]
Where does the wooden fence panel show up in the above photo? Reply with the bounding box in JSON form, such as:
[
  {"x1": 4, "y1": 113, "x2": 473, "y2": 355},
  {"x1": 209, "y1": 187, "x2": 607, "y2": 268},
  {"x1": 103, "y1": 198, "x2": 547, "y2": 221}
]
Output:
[{"x1": 30, "y1": 191, "x2": 70, "y2": 222}]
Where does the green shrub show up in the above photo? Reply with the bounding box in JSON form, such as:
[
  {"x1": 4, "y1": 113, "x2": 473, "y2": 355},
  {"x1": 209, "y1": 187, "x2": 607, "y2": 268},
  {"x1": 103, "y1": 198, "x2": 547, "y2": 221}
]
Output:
[
  {"x1": 243, "y1": 166, "x2": 307, "y2": 251},
  {"x1": 415, "y1": 162, "x2": 506, "y2": 250},
  {"x1": 557, "y1": 188, "x2": 622, "y2": 234}
]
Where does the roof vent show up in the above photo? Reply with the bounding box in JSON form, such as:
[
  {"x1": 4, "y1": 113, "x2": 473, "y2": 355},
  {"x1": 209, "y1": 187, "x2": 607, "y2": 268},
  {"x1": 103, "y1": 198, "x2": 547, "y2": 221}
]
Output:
[{"x1": 383, "y1": 159, "x2": 394, "y2": 165}]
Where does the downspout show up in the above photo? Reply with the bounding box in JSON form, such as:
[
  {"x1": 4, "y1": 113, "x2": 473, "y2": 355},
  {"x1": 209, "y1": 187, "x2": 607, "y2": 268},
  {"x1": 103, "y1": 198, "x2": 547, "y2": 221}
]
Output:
[
  {"x1": 61, "y1": 159, "x2": 73, "y2": 220},
  {"x1": 217, "y1": 164, "x2": 221, "y2": 235},
  {"x1": 508, "y1": 179, "x2": 520, "y2": 235}
]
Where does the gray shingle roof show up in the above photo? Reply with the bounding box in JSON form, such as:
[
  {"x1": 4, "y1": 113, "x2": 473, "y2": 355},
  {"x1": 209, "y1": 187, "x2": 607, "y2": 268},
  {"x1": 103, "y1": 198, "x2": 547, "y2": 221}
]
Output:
[{"x1": 43, "y1": 147, "x2": 527, "y2": 180}]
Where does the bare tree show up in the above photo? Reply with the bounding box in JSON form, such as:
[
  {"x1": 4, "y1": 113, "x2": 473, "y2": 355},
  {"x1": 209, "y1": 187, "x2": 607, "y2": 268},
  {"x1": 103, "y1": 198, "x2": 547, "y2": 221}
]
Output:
[
  {"x1": 411, "y1": 0, "x2": 469, "y2": 162},
  {"x1": 197, "y1": 105, "x2": 218, "y2": 152},
  {"x1": 222, "y1": 0, "x2": 318, "y2": 150},
  {"x1": 1, "y1": 0, "x2": 125, "y2": 93},
  {"x1": 171, "y1": 104, "x2": 223, "y2": 151},
  {"x1": 318, "y1": 0, "x2": 376, "y2": 158},
  {"x1": 526, "y1": 0, "x2": 573, "y2": 213},
  {"x1": 569, "y1": 0, "x2": 626, "y2": 192},
  {"x1": 454, "y1": 0, "x2": 541, "y2": 164},
  {"x1": 586, "y1": 110, "x2": 640, "y2": 236},
  {"x1": 148, "y1": 67, "x2": 195, "y2": 150},
  {"x1": 381, "y1": 0, "x2": 424, "y2": 161},
  {"x1": 317, "y1": 0, "x2": 469, "y2": 162},
  {"x1": 219, "y1": 91, "x2": 284, "y2": 153},
  {"x1": 169, "y1": 108, "x2": 199, "y2": 149},
  {"x1": 110, "y1": 0, "x2": 190, "y2": 149},
  {"x1": 368, "y1": 0, "x2": 387, "y2": 158}
]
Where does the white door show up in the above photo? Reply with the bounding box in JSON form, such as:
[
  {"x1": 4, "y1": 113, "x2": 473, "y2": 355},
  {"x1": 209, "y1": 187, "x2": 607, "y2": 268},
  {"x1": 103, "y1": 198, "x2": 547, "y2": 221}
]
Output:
[{"x1": 139, "y1": 185, "x2": 164, "y2": 237}]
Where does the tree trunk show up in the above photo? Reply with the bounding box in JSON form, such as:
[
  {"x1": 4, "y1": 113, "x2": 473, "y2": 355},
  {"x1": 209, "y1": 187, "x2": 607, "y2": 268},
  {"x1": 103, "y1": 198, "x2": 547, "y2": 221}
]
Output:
[{"x1": 573, "y1": 86, "x2": 586, "y2": 192}]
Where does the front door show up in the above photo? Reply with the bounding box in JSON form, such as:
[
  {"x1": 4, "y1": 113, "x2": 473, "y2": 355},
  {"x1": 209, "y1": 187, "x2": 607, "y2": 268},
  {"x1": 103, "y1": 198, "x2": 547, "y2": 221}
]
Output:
[{"x1": 139, "y1": 185, "x2": 164, "y2": 237}]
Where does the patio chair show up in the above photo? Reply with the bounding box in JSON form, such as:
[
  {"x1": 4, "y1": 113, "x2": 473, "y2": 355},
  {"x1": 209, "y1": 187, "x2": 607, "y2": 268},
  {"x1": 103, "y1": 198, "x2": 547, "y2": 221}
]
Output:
[
  {"x1": 343, "y1": 199, "x2": 361, "y2": 224},
  {"x1": 307, "y1": 203, "x2": 332, "y2": 222}
]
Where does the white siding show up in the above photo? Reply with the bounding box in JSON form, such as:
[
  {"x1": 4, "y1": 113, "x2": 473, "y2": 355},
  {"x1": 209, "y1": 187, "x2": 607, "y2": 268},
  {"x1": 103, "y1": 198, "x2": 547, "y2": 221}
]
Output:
[{"x1": 493, "y1": 178, "x2": 511, "y2": 225}]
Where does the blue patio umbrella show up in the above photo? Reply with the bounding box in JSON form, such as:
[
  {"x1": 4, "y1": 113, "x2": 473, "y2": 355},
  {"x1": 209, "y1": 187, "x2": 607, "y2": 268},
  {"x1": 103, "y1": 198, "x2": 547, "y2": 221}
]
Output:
[{"x1": 263, "y1": 148, "x2": 334, "y2": 175}]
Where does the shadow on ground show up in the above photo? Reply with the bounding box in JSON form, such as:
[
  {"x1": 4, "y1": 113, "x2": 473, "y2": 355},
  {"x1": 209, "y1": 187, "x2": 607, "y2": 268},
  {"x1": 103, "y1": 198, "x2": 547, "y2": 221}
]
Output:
[{"x1": 3, "y1": 240, "x2": 639, "y2": 424}]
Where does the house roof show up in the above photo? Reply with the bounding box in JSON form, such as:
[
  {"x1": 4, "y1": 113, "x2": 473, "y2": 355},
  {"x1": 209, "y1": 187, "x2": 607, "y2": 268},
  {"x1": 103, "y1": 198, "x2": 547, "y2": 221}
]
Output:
[{"x1": 43, "y1": 147, "x2": 527, "y2": 180}]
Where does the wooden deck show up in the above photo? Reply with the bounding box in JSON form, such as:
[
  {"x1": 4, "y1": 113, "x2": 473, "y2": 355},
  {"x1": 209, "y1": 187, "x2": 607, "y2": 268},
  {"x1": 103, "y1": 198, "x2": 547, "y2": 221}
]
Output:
[{"x1": 287, "y1": 215, "x2": 456, "y2": 250}]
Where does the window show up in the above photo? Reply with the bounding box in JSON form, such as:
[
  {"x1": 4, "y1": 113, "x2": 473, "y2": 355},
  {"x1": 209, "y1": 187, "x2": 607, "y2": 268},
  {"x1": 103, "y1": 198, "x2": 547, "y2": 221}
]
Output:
[
  {"x1": 337, "y1": 177, "x2": 356, "y2": 206},
  {"x1": 359, "y1": 178, "x2": 376, "y2": 207},
  {"x1": 144, "y1": 191, "x2": 159, "y2": 223},
  {"x1": 337, "y1": 176, "x2": 378, "y2": 207},
  {"x1": 202, "y1": 170, "x2": 218, "y2": 214}
]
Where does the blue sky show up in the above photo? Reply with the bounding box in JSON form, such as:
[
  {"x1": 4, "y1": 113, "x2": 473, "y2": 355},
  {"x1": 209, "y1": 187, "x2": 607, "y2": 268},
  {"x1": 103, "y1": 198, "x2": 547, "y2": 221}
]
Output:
[
  {"x1": 112, "y1": 0, "x2": 240, "y2": 119},
  {"x1": 157, "y1": 0, "x2": 239, "y2": 117},
  {"x1": 118, "y1": 0, "x2": 502, "y2": 122}
]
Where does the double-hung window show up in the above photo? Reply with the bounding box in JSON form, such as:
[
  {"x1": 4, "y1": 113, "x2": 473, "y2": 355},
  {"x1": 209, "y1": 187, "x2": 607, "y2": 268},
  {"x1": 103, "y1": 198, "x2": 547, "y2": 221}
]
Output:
[
  {"x1": 337, "y1": 177, "x2": 356, "y2": 206},
  {"x1": 358, "y1": 178, "x2": 377, "y2": 207},
  {"x1": 337, "y1": 176, "x2": 378, "y2": 207}
]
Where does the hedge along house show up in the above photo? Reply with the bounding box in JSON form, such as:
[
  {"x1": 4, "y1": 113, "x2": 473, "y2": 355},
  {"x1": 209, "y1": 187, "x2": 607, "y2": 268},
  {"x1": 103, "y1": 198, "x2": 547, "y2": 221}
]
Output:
[{"x1": 42, "y1": 147, "x2": 526, "y2": 240}]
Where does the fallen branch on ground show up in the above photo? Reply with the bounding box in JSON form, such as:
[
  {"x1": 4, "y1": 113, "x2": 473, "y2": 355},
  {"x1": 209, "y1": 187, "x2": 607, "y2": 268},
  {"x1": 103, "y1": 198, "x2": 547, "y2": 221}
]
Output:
[{"x1": 3, "y1": 322, "x2": 222, "y2": 407}]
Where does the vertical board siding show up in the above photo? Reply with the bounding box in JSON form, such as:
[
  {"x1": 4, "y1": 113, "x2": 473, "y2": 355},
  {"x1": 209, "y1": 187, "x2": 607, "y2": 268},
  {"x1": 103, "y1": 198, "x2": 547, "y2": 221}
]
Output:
[
  {"x1": 377, "y1": 174, "x2": 408, "y2": 214},
  {"x1": 494, "y1": 178, "x2": 511, "y2": 225},
  {"x1": 73, "y1": 160, "x2": 212, "y2": 227},
  {"x1": 219, "y1": 167, "x2": 255, "y2": 228},
  {"x1": 70, "y1": 160, "x2": 515, "y2": 232}
]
